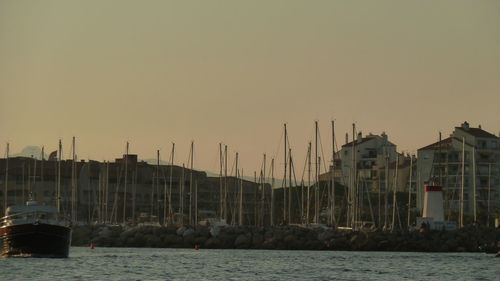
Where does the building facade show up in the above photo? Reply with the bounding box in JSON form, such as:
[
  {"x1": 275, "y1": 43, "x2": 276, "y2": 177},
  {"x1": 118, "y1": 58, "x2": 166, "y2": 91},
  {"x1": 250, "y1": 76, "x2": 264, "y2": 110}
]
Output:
[
  {"x1": 417, "y1": 122, "x2": 500, "y2": 226},
  {"x1": 0, "y1": 155, "x2": 271, "y2": 226}
]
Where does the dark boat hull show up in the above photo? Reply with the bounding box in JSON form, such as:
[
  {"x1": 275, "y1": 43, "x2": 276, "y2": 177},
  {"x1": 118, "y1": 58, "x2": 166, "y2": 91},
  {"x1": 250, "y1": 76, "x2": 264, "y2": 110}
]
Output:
[{"x1": 0, "y1": 223, "x2": 71, "y2": 258}]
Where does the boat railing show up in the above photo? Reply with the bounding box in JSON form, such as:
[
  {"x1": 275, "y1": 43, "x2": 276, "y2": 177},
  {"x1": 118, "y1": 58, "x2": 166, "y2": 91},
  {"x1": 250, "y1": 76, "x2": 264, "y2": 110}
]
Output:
[{"x1": 0, "y1": 210, "x2": 70, "y2": 228}]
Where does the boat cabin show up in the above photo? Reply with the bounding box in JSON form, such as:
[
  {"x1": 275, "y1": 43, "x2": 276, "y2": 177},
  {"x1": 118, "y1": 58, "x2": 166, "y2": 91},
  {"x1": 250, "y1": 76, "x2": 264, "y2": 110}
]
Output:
[{"x1": 1, "y1": 201, "x2": 63, "y2": 227}]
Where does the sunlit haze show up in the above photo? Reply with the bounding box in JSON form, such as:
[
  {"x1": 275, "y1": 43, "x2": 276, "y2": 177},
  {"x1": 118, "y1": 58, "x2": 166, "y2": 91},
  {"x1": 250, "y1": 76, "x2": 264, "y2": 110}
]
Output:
[{"x1": 1, "y1": 0, "x2": 499, "y2": 176}]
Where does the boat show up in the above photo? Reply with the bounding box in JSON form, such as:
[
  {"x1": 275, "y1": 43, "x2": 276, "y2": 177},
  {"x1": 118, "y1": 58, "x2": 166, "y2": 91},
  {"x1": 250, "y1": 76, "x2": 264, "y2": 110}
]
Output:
[{"x1": 0, "y1": 200, "x2": 72, "y2": 258}]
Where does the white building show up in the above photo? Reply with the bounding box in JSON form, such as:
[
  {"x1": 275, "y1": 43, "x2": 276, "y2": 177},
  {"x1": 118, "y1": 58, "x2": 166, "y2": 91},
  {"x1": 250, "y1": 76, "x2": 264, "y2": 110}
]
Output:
[
  {"x1": 417, "y1": 122, "x2": 500, "y2": 226},
  {"x1": 340, "y1": 131, "x2": 399, "y2": 191}
]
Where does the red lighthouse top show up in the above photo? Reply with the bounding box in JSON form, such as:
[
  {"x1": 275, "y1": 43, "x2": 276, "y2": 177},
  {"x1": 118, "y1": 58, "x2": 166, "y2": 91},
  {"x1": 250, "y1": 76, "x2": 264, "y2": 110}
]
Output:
[{"x1": 425, "y1": 185, "x2": 442, "y2": 192}]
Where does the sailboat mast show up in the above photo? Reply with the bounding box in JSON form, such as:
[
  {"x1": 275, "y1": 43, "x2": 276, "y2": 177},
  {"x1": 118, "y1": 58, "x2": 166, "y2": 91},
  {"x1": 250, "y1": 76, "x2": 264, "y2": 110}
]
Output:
[
  {"x1": 384, "y1": 151, "x2": 389, "y2": 230},
  {"x1": 161, "y1": 150, "x2": 168, "y2": 226},
  {"x1": 288, "y1": 148, "x2": 292, "y2": 223},
  {"x1": 235, "y1": 152, "x2": 239, "y2": 225},
  {"x1": 224, "y1": 145, "x2": 228, "y2": 222},
  {"x1": 487, "y1": 163, "x2": 492, "y2": 227},
  {"x1": 239, "y1": 168, "x2": 243, "y2": 225},
  {"x1": 262, "y1": 154, "x2": 266, "y2": 227},
  {"x1": 132, "y1": 164, "x2": 137, "y2": 225},
  {"x1": 234, "y1": 152, "x2": 239, "y2": 225},
  {"x1": 87, "y1": 158, "x2": 92, "y2": 223},
  {"x1": 391, "y1": 156, "x2": 399, "y2": 232},
  {"x1": 460, "y1": 137, "x2": 465, "y2": 228},
  {"x1": 41, "y1": 146, "x2": 44, "y2": 192},
  {"x1": 194, "y1": 180, "x2": 198, "y2": 226},
  {"x1": 150, "y1": 167, "x2": 155, "y2": 223},
  {"x1": 283, "y1": 123, "x2": 287, "y2": 223},
  {"x1": 180, "y1": 164, "x2": 185, "y2": 224},
  {"x1": 27, "y1": 157, "x2": 31, "y2": 198},
  {"x1": 4, "y1": 143, "x2": 9, "y2": 215},
  {"x1": 472, "y1": 146, "x2": 477, "y2": 222},
  {"x1": 161, "y1": 148, "x2": 167, "y2": 226},
  {"x1": 71, "y1": 136, "x2": 76, "y2": 223},
  {"x1": 307, "y1": 142, "x2": 311, "y2": 224},
  {"x1": 351, "y1": 123, "x2": 356, "y2": 228},
  {"x1": 407, "y1": 155, "x2": 413, "y2": 228},
  {"x1": 168, "y1": 143, "x2": 175, "y2": 225},
  {"x1": 105, "y1": 161, "x2": 109, "y2": 223},
  {"x1": 156, "y1": 149, "x2": 160, "y2": 224},
  {"x1": 331, "y1": 120, "x2": 336, "y2": 226},
  {"x1": 270, "y1": 158, "x2": 275, "y2": 226},
  {"x1": 123, "y1": 142, "x2": 129, "y2": 224},
  {"x1": 97, "y1": 163, "x2": 102, "y2": 223},
  {"x1": 254, "y1": 171, "x2": 257, "y2": 226},
  {"x1": 315, "y1": 121, "x2": 319, "y2": 224},
  {"x1": 219, "y1": 143, "x2": 223, "y2": 220},
  {"x1": 189, "y1": 141, "x2": 194, "y2": 226},
  {"x1": 33, "y1": 152, "x2": 36, "y2": 197},
  {"x1": 22, "y1": 161, "x2": 25, "y2": 204}
]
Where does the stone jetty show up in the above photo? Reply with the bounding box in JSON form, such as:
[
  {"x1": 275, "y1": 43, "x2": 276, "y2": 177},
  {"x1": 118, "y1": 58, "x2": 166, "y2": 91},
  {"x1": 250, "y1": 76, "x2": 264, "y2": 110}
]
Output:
[{"x1": 72, "y1": 224, "x2": 500, "y2": 253}]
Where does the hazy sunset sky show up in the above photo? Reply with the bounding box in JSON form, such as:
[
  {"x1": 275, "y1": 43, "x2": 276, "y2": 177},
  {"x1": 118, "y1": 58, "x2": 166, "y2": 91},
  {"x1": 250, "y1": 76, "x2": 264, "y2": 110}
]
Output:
[{"x1": 1, "y1": 0, "x2": 499, "y2": 176}]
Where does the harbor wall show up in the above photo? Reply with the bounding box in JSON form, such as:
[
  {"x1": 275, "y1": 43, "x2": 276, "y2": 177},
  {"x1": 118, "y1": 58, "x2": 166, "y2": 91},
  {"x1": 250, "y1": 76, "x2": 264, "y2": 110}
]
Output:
[{"x1": 72, "y1": 224, "x2": 500, "y2": 253}]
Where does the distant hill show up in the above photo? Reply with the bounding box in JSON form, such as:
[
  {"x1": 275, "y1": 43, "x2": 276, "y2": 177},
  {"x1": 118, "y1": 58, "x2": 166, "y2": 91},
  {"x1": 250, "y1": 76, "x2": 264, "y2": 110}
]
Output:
[
  {"x1": 141, "y1": 159, "x2": 170, "y2": 166},
  {"x1": 12, "y1": 146, "x2": 47, "y2": 159}
]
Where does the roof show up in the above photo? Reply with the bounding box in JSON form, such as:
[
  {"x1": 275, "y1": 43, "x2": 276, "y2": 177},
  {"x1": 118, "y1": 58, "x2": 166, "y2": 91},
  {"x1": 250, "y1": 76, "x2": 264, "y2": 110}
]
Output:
[
  {"x1": 376, "y1": 156, "x2": 415, "y2": 170},
  {"x1": 454, "y1": 127, "x2": 498, "y2": 139},
  {"x1": 6, "y1": 203, "x2": 58, "y2": 216},
  {"x1": 342, "y1": 135, "x2": 393, "y2": 148},
  {"x1": 418, "y1": 137, "x2": 452, "y2": 151}
]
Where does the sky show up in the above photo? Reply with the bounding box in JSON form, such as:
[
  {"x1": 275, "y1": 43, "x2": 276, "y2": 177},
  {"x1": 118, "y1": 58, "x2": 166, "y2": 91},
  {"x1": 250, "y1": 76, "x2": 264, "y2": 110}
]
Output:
[{"x1": 1, "y1": 0, "x2": 499, "y2": 178}]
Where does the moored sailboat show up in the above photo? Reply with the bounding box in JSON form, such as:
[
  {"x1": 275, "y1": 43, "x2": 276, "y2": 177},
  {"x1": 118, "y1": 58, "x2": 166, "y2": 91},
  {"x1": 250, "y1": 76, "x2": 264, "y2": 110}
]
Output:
[
  {"x1": 0, "y1": 200, "x2": 72, "y2": 257},
  {"x1": 0, "y1": 141, "x2": 72, "y2": 258}
]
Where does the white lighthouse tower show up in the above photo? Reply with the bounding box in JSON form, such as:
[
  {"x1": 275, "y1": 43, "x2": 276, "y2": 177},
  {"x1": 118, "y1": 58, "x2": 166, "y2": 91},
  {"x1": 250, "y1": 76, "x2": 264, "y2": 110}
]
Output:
[
  {"x1": 417, "y1": 184, "x2": 456, "y2": 230},
  {"x1": 422, "y1": 185, "x2": 444, "y2": 222}
]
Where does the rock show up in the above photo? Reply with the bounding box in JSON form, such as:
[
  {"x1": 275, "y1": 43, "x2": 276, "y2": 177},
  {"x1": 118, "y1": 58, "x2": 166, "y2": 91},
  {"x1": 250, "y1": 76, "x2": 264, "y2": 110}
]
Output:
[
  {"x1": 145, "y1": 234, "x2": 161, "y2": 247},
  {"x1": 210, "y1": 226, "x2": 222, "y2": 237},
  {"x1": 234, "y1": 234, "x2": 251, "y2": 248},
  {"x1": 98, "y1": 226, "x2": 112, "y2": 238},
  {"x1": 163, "y1": 234, "x2": 183, "y2": 247},
  {"x1": 183, "y1": 228, "x2": 195, "y2": 237},
  {"x1": 176, "y1": 226, "x2": 187, "y2": 236},
  {"x1": 252, "y1": 233, "x2": 264, "y2": 248},
  {"x1": 262, "y1": 238, "x2": 277, "y2": 249},
  {"x1": 283, "y1": 235, "x2": 298, "y2": 249},
  {"x1": 195, "y1": 227, "x2": 211, "y2": 238},
  {"x1": 318, "y1": 231, "x2": 335, "y2": 242},
  {"x1": 194, "y1": 236, "x2": 208, "y2": 246},
  {"x1": 183, "y1": 234, "x2": 195, "y2": 247},
  {"x1": 204, "y1": 237, "x2": 221, "y2": 248}
]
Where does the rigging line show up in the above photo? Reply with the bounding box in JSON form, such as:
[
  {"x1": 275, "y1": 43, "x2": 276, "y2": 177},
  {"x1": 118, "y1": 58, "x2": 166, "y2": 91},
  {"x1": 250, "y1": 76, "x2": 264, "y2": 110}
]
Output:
[
  {"x1": 256, "y1": 154, "x2": 265, "y2": 181},
  {"x1": 300, "y1": 143, "x2": 310, "y2": 184},
  {"x1": 185, "y1": 142, "x2": 193, "y2": 168},
  {"x1": 289, "y1": 151, "x2": 302, "y2": 211},
  {"x1": 229, "y1": 152, "x2": 236, "y2": 178},
  {"x1": 110, "y1": 162, "x2": 124, "y2": 223},
  {"x1": 316, "y1": 127, "x2": 332, "y2": 212},
  {"x1": 210, "y1": 142, "x2": 223, "y2": 174},
  {"x1": 272, "y1": 126, "x2": 284, "y2": 169},
  {"x1": 447, "y1": 161, "x2": 461, "y2": 220},
  {"x1": 160, "y1": 153, "x2": 172, "y2": 207},
  {"x1": 226, "y1": 153, "x2": 238, "y2": 221},
  {"x1": 317, "y1": 127, "x2": 329, "y2": 173}
]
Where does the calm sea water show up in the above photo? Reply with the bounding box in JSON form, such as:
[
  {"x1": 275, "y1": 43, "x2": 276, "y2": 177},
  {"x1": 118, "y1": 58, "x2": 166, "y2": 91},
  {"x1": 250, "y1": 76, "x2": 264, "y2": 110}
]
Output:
[{"x1": 1, "y1": 247, "x2": 498, "y2": 281}]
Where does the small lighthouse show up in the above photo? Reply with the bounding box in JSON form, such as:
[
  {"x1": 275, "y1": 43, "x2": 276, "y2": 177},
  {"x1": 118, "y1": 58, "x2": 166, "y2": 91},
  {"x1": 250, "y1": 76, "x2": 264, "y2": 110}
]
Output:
[
  {"x1": 422, "y1": 185, "x2": 444, "y2": 222},
  {"x1": 416, "y1": 184, "x2": 456, "y2": 230}
]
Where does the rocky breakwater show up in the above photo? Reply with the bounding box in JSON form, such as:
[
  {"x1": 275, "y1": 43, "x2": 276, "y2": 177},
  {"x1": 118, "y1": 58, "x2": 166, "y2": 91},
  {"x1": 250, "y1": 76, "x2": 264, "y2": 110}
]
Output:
[{"x1": 71, "y1": 224, "x2": 500, "y2": 253}]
